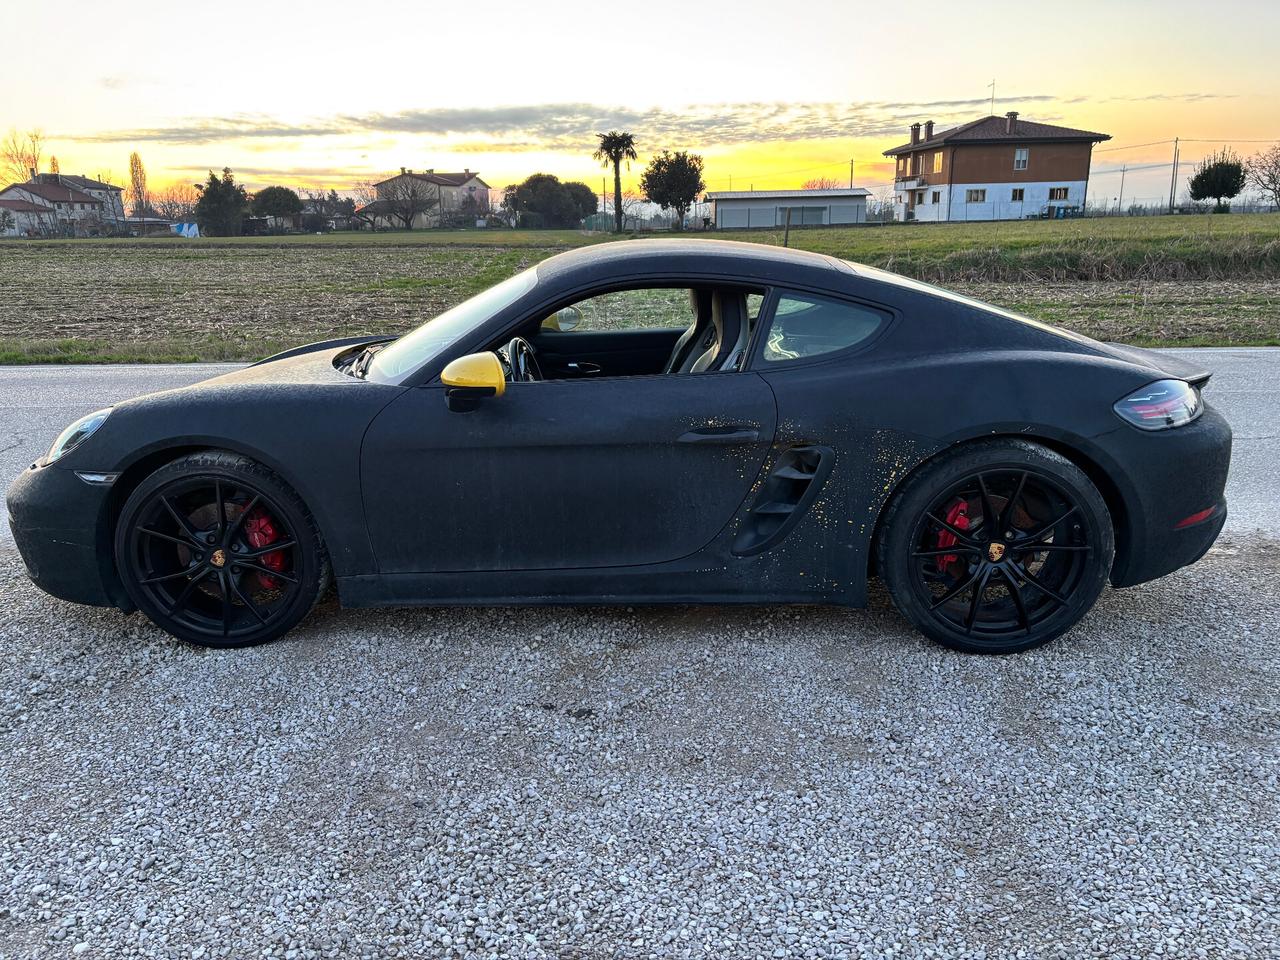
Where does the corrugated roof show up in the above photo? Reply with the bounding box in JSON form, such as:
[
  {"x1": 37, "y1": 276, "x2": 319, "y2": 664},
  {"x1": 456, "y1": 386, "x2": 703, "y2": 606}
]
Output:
[
  {"x1": 883, "y1": 115, "x2": 1110, "y2": 156},
  {"x1": 707, "y1": 188, "x2": 871, "y2": 200}
]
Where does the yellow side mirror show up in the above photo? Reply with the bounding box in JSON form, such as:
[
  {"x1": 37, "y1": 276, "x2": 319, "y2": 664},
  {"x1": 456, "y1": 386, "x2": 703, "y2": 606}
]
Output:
[
  {"x1": 440, "y1": 352, "x2": 505, "y2": 411},
  {"x1": 541, "y1": 306, "x2": 582, "y2": 332}
]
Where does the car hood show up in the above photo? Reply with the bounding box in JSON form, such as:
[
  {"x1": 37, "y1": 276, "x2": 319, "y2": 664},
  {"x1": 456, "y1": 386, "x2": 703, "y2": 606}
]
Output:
[{"x1": 185, "y1": 336, "x2": 391, "y2": 392}]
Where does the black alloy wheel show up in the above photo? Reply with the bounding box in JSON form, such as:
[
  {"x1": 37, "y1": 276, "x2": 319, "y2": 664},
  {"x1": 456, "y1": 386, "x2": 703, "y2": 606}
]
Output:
[
  {"x1": 116, "y1": 452, "x2": 328, "y2": 647},
  {"x1": 879, "y1": 440, "x2": 1113, "y2": 654}
]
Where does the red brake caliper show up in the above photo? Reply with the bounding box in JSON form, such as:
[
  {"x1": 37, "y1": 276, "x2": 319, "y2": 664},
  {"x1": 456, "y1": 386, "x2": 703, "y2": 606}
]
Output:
[
  {"x1": 243, "y1": 507, "x2": 286, "y2": 589},
  {"x1": 936, "y1": 498, "x2": 970, "y2": 573}
]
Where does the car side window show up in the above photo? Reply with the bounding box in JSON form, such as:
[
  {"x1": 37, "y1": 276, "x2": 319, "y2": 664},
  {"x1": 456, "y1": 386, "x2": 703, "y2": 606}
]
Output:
[
  {"x1": 546, "y1": 287, "x2": 694, "y2": 333},
  {"x1": 761, "y1": 292, "x2": 888, "y2": 363}
]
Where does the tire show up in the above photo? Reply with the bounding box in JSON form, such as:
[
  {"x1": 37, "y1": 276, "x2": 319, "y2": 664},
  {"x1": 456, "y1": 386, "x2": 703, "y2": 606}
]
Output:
[
  {"x1": 114, "y1": 451, "x2": 330, "y2": 648},
  {"x1": 878, "y1": 439, "x2": 1113, "y2": 654}
]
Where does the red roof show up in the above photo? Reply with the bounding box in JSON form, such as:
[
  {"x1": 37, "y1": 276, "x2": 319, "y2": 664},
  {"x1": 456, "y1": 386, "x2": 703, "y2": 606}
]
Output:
[
  {"x1": 0, "y1": 182, "x2": 101, "y2": 204},
  {"x1": 375, "y1": 170, "x2": 490, "y2": 189},
  {"x1": 884, "y1": 115, "x2": 1110, "y2": 156},
  {"x1": 0, "y1": 197, "x2": 54, "y2": 213},
  {"x1": 44, "y1": 174, "x2": 123, "y2": 193}
]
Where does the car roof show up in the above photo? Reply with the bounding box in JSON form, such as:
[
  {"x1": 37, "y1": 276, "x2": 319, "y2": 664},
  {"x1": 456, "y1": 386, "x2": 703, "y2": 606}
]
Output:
[{"x1": 536, "y1": 238, "x2": 847, "y2": 283}]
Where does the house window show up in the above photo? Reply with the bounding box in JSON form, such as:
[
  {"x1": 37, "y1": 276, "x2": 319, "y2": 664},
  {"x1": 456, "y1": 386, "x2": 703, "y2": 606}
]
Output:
[
  {"x1": 915, "y1": 191, "x2": 925, "y2": 205},
  {"x1": 898, "y1": 158, "x2": 906, "y2": 175},
  {"x1": 1014, "y1": 147, "x2": 1029, "y2": 170},
  {"x1": 1049, "y1": 187, "x2": 1069, "y2": 201},
  {"x1": 932, "y1": 152, "x2": 942, "y2": 174},
  {"x1": 931, "y1": 191, "x2": 940, "y2": 204},
  {"x1": 1011, "y1": 188, "x2": 1025, "y2": 202},
  {"x1": 965, "y1": 189, "x2": 987, "y2": 203}
]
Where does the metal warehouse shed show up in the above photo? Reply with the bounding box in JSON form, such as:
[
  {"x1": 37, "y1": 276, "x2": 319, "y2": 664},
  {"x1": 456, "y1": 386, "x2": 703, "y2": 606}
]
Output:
[{"x1": 707, "y1": 188, "x2": 872, "y2": 229}]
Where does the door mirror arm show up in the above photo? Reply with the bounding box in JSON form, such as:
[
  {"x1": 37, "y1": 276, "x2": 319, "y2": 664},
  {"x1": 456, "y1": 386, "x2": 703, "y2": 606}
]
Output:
[
  {"x1": 445, "y1": 385, "x2": 496, "y2": 413},
  {"x1": 440, "y1": 352, "x2": 506, "y2": 412}
]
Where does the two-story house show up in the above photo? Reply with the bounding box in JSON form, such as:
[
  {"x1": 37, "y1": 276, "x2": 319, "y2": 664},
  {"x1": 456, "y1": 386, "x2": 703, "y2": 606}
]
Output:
[
  {"x1": 40, "y1": 173, "x2": 127, "y2": 222},
  {"x1": 0, "y1": 173, "x2": 126, "y2": 236},
  {"x1": 369, "y1": 168, "x2": 491, "y2": 228},
  {"x1": 0, "y1": 180, "x2": 104, "y2": 236},
  {"x1": 884, "y1": 112, "x2": 1110, "y2": 222}
]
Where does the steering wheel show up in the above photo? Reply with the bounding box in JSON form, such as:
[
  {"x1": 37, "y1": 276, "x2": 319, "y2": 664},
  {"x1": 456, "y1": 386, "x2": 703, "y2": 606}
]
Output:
[{"x1": 501, "y1": 336, "x2": 543, "y2": 382}]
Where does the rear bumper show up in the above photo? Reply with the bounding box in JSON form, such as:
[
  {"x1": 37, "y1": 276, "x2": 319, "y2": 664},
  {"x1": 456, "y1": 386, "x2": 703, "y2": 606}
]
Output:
[
  {"x1": 1101, "y1": 405, "x2": 1231, "y2": 588},
  {"x1": 6, "y1": 463, "x2": 127, "y2": 609}
]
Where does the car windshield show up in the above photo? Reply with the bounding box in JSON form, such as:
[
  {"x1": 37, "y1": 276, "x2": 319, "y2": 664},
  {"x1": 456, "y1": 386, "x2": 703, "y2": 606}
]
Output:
[{"x1": 367, "y1": 266, "x2": 539, "y2": 381}]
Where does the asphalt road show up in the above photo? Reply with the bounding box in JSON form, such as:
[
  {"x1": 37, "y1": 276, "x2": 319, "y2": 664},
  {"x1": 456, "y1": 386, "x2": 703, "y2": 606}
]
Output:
[{"x1": 0, "y1": 348, "x2": 1272, "y2": 543}]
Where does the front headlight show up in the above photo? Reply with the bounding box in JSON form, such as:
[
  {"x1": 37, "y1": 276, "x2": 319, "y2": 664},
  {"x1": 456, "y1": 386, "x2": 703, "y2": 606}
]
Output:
[{"x1": 43, "y1": 408, "x2": 112, "y2": 465}]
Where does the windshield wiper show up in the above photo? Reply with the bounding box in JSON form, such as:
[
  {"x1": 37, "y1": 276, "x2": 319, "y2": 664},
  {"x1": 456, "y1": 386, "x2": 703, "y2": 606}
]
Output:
[{"x1": 349, "y1": 343, "x2": 385, "y2": 379}]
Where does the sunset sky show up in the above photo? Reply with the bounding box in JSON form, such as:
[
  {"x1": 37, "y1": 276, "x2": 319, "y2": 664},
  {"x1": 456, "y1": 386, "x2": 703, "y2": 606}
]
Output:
[{"x1": 7, "y1": 0, "x2": 1278, "y2": 205}]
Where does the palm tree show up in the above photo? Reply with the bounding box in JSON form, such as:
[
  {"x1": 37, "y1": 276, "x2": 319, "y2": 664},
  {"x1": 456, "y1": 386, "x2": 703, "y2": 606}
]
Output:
[{"x1": 593, "y1": 131, "x2": 637, "y2": 233}]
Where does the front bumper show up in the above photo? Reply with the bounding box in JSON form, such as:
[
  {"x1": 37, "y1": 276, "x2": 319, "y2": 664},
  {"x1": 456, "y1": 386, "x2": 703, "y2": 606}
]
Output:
[{"x1": 6, "y1": 463, "x2": 128, "y2": 609}]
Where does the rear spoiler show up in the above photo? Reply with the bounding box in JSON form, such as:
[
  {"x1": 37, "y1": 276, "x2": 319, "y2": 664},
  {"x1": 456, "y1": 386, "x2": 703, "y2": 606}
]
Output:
[{"x1": 1102, "y1": 342, "x2": 1212, "y2": 388}]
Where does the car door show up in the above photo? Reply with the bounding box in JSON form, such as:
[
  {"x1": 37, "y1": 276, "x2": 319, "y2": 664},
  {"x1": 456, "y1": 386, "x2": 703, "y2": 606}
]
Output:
[{"x1": 360, "y1": 371, "x2": 777, "y2": 573}]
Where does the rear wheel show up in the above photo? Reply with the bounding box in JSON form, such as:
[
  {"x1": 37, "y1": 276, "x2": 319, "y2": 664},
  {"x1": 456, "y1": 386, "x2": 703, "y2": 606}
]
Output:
[
  {"x1": 879, "y1": 440, "x2": 1113, "y2": 654},
  {"x1": 115, "y1": 451, "x2": 328, "y2": 647}
]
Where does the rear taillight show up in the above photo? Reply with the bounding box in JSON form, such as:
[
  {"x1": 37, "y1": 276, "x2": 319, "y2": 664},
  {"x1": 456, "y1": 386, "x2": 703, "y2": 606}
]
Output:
[{"x1": 1113, "y1": 379, "x2": 1202, "y2": 431}]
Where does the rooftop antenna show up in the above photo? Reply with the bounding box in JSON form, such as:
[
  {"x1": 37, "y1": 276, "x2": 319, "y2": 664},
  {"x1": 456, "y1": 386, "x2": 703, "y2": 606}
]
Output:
[{"x1": 988, "y1": 78, "x2": 996, "y2": 115}]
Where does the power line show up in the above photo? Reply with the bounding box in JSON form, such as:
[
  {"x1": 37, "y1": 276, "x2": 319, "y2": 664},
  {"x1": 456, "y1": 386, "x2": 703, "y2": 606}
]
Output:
[
  {"x1": 1091, "y1": 161, "x2": 1173, "y2": 175},
  {"x1": 1095, "y1": 138, "x2": 1174, "y2": 153}
]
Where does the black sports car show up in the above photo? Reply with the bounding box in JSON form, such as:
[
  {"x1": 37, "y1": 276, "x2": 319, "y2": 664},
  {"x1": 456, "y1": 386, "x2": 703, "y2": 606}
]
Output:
[{"x1": 7, "y1": 240, "x2": 1230, "y2": 653}]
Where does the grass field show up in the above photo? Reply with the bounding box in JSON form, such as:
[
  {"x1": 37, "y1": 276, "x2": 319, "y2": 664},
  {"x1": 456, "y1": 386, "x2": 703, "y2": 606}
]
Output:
[{"x1": 1, "y1": 214, "x2": 1277, "y2": 363}]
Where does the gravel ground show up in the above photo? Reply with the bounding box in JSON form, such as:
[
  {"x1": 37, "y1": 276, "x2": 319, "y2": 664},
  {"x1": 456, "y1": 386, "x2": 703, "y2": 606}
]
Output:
[{"x1": 0, "y1": 533, "x2": 1276, "y2": 959}]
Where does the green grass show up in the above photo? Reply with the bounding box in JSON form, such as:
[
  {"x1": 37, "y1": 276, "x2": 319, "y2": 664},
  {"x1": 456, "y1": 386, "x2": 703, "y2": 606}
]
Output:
[
  {"x1": 719, "y1": 213, "x2": 1280, "y2": 281},
  {"x1": 1, "y1": 215, "x2": 1277, "y2": 362},
  {"x1": 5, "y1": 228, "x2": 592, "y2": 250},
  {"x1": 8, "y1": 214, "x2": 1280, "y2": 281}
]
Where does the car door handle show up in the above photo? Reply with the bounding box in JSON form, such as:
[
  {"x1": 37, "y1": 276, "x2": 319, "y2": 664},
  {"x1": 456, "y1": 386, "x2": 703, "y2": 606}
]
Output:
[
  {"x1": 565, "y1": 362, "x2": 602, "y2": 374},
  {"x1": 677, "y1": 426, "x2": 761, "y2": 444}
]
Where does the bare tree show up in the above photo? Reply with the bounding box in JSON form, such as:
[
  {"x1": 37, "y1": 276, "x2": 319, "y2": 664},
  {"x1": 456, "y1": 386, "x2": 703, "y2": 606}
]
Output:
[
  {"x1": 127, "y1": 151, "x2": 151, "y2": 217},
  {"x1": 349, "y1": 180, "x2": 380, "y2": 229},
  {"x1": 154, "y1": 183, "x2": 199, "y2": 221},
  {"x1": 49, "y1": 155, "x2": 60, "y2": 174},
  {"x1": 380, "y1": 176, "x2": 437, "y2": 230},
  {"x1": 605, "y1": 190, "x2": 645, "y2": 230},
  {"x1": 1246, "y1": 144, "x2": 1280, "y2": 211},
  {"x1": 802, "y1": 177, "x2": 842, "y2": 190},
  {"x1": 2, "y1": 129, "x2": 44, "y2": 183}
]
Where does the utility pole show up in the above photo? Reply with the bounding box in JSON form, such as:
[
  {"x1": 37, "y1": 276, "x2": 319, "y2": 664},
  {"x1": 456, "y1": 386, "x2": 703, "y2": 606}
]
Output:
[
  {"x1": 602, "y1": 176, "x2": 606, "y2": 214},
  {"x1": 1168, "y1": 138, "x2": 1180, "y2": 214},
  {"x1": 988, "y1": 78, "x2": 996, "y2": 115},
  {"x1": 849, "y1": 158, "x2": 855, "y2": 189},
  {"x1": 1118, "y1": 164, "x2": 1126, "y2": 215}
]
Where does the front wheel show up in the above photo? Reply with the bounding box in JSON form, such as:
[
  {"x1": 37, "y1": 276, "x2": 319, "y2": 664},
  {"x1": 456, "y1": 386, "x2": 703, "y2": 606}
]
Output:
[
  {"x1": 115, "y1": 451, "x2": 329, "y2": 648},
  {"x1": 878, "y1": 440, "x2": 1114, "y2": 654}
]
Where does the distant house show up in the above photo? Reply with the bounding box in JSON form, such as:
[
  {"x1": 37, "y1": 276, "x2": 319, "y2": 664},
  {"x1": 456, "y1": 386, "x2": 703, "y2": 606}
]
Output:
[
  {"x1": 706, "y1": 188, "x2": 872, "y2": 229},
  {"x1": 0, "y1": 173, "x2": 126, "y2": 236},
  {"x1": 362, "y1": 168, "x2": 491, "y2": 228},
  {"x1": 0, "y1": 197, "x2": 57, "y2": 237},
  {"x1": 884, "y1": 111, "x2": 1110, "y2": 222},
  {"x1": 35, "y1": 173, "x2": 126, "y2": 221}
]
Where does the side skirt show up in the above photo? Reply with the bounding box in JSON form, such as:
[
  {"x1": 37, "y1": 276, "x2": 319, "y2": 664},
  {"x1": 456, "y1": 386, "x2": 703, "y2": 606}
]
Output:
[{"x1": 335, "y1": 571, "x2": 867, "y2": 610}]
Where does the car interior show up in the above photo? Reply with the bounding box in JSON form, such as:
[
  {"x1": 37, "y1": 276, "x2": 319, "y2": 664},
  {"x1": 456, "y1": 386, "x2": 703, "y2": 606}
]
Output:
[{"x1": 489, "y1": 285, "x2": 766, "y2": 383}]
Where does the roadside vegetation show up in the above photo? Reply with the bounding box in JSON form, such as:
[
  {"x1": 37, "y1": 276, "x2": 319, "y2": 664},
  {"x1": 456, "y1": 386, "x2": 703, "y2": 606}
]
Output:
[{"x1": 1, "y1": 214, "x2": 1277, "y2": 363}]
